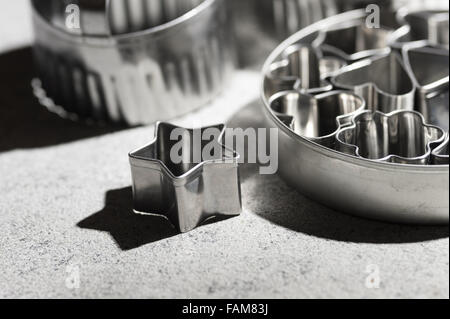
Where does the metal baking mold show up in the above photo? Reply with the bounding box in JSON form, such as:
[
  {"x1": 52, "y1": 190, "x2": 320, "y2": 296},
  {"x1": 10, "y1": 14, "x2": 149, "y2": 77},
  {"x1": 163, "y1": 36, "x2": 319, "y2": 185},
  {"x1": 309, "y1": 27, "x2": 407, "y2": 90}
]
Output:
[
  {"x1": 263, "y1": 44, "x2": 342, "y2": 97},
  {"x1": 38, "y1": 0, "x2": 111, "y2": 36},
  {"x1": 402, "y1": 44, "x2": 449, "y2": 124},
  {"x1": 432, "y1": 135, "x2": 449, "y2": 165},
  {"x1": 261, "y1": 10, "x2": 449, "y2": 225},
  {"x1": 107, "y1": 0, "x2": 209, "y2": 34},
  {"x1": 38, "y1": 0, "x2": 208, "y2": 35},
  {"x1": 31, "y1": 0, "x2": 234, "y2": 125},
  {"x1": 336, "y1": 110, "x2": 445, "y2": 165},
  {"x1": 129, "y1": 122, "x2": 241, "y2": 233},
  {"x1": 313, "y1": 19, "x2": 393, "y2": 62},
  {"x1": 269, "y1": 90, "x2": 365, "y2": 148},
  {"x1": 331, "y1": 52, "x2": 416, "y2": 113},
  {"x1": 272, "y1": 0, "x2": 340, "y2": 38}
]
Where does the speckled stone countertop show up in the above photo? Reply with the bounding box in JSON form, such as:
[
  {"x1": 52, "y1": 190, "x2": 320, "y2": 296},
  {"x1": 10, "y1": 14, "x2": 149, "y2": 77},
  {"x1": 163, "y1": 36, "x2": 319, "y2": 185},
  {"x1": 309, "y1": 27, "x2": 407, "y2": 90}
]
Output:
[{"x1": 0, "y1": 1, "x2": 448, "y2": 299}]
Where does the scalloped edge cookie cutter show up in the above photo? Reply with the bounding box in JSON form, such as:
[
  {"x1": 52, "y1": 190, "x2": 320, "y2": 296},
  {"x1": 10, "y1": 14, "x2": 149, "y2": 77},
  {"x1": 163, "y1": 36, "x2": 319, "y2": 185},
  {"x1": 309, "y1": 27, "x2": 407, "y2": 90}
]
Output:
[
  {"x1": 129, "y1": 122, "x2": 242, "y2": 233},
  {"x1": 31, "y1": 0, "x2": 234, "y2": 125},
  {"x1": 336, "y1": 110, "x2": 446, "y2": 165}
]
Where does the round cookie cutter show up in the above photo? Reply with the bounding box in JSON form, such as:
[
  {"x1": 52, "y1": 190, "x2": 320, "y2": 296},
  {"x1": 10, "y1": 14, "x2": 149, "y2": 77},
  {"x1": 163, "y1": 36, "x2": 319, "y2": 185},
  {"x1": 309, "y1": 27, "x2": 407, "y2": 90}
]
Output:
[
  {"x1": 31, "y1": 0, "x2": 234, "y2": 125},
  {"x1": 261, "y1": 10, "x2": 449, "y2": 225}
]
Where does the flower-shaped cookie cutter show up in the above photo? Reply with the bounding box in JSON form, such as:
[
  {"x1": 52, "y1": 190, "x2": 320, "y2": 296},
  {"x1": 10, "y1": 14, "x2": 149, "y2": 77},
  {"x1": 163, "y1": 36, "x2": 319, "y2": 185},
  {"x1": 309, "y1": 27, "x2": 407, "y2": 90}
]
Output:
[
  {"x1": 269, "y1": 90, "x2": 365, "y2": 148},
  {"x1": 336, "y1": 110, "x2": 446, "y2": 165},
  {"x1": 129, "y1": 122, "x2": 241, "y2": 233},
  {"x1": 331, "y1": 52, "x2": 416, "y2": 113},
  {"x1": 313, "y1": 19, "x2": 393, "y2": 62},
  {"x1": 263, "y1": 44, "x2": 343, "y2": 97}
]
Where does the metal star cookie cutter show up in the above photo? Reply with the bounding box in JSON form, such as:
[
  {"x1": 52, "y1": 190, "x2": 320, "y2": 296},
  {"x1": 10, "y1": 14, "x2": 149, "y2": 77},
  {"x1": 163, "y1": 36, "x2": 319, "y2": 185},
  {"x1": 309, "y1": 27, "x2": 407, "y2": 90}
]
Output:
[
  {"x1": 129, "y1": 122, "x2": 241, "y2": 233},
  {"x1": 269, "y1": 90, "x2": 365, "y2": 148},
  {"x1": 402, "y1": 44, "x2": 449, "y2": 123},
  {"x1": 331, "y1": 52, "x2": 416, "y2": 113},
  {"x1": 336, "y1": 110, "x2": 446, "y2": 165},
  {"x1": 432, "y1": 134, "x2": 449, "y2": 165},
  {"x1": 263, "y1": 44, "x2": 343, "y2": 98}
]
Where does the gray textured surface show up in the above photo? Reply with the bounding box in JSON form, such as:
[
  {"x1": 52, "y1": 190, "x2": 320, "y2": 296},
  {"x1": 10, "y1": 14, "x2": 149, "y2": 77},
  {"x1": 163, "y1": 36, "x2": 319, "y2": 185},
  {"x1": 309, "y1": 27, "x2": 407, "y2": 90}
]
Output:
[{"x1": 0, "y1": 1, "x2": 449, "y2": 299}]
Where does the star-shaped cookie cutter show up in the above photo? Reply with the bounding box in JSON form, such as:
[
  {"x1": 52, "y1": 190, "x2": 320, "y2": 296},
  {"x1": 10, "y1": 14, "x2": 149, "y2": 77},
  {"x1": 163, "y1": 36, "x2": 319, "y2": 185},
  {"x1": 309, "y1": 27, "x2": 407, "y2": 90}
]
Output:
[
  {"x1": 331, "y1": 52, "x2": 416, "y2": 113},
  {"x1": 336, "y1": 110, "x2": 445, "y2": 165},
  {"x1": 129, "y1": 122, "x2": 242, "y2": 233}
]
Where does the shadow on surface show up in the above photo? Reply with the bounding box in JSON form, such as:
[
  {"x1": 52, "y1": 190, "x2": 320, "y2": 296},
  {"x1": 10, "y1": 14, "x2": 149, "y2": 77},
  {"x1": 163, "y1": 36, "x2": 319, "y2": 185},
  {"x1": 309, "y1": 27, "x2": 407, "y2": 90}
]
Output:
[
  {"x1": 227, "y1": 99, "x2": 449, "y2": 244},
  {"x1": 78, "y1": 187, "x2": 178, "y2": 251},
  {"x1": 78, "y1": 187, "x2": 236, "y2": 250},
  {"x1": 0, "y1": 47, "x2": 123, "y2": 153}
]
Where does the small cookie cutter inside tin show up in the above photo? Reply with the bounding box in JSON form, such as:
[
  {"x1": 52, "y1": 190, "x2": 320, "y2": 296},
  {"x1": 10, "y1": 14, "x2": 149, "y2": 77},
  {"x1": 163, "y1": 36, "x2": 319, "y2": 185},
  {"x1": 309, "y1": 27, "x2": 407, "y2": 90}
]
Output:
[
  {"x1": 331, "y1": 52, "x2": 416, "y2": 113},
  {"x1": 432, "y1": 135, "x2": 449, "y2": 165},
  {"x1": 402, "y1": 44, "x2": 449, "y2": 125},
  {"x1": 269, "y1": 90, "x2": 365, "y2": 148},
  {"x1": 336, "y1": 110, "x2": 445, "y2": 165}
]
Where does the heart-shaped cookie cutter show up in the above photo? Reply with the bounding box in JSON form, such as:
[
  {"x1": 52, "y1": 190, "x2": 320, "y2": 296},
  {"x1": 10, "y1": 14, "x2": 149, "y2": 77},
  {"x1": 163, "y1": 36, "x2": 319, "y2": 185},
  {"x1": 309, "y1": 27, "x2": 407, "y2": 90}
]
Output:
[{"x1": 331, "y1": 52, "x2": 416, "y2": 113}]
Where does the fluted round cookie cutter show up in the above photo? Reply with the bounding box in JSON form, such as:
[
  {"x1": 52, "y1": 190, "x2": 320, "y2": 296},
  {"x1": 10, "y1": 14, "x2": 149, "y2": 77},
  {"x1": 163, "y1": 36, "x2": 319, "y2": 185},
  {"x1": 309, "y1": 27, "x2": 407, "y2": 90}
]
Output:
[
  {"x1": 261, "y1": 10, "x2": 449, "y2": 225},
  {"x1": 269, "y1": 0, "x2": 396, "y2": 39},
  {"x1": 31, "y1": 0, "x2": 234, "y2": 125}
]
